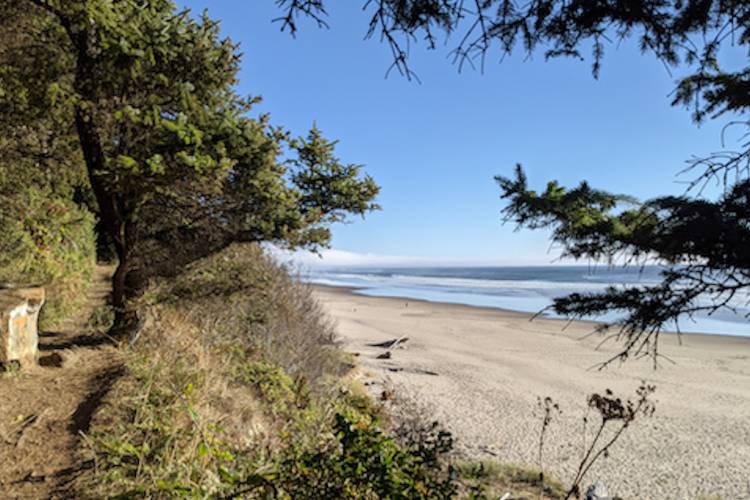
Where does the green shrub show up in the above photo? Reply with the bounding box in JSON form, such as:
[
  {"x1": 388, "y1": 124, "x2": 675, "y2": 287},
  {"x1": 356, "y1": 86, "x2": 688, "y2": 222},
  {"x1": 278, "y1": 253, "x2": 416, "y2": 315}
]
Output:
[
  {"x1": 0, "y1": 187, "x2": 96, "y2": 328},
  {"x1": 74, "y1": 244, "x2": 573, "y2": 498},
  {"x1": 232, "y1": 358, "x2": 299, "y2": 416},
  {"x1": 277, "y1": 410, "x2": 457, "y2": 499},
  {"x1": 87, "y1": 304, "x2": 116, "y2": 333}
]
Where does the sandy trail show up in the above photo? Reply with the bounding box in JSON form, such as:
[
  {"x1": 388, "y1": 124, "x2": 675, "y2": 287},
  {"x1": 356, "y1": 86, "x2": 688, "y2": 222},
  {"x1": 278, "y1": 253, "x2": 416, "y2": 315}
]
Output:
[
  {"x1": 314, "y1": 285, "x2": 750, "y2": 500},
  {"x1": 0, "y1": 267, "x2": 121, "y2": 499}
]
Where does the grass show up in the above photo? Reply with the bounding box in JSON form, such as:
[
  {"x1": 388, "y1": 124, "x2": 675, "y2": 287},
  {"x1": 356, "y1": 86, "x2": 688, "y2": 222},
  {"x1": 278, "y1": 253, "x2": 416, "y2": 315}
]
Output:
[
  {"x1": 86, "y1": 303, "x2": 115, "y2": 333},
  {"x1": 72, "y1": 243, "x2": 565, "y2": 498},
  {"x1": 455, "y1": 460, "x2": 566, "y2": 499}
]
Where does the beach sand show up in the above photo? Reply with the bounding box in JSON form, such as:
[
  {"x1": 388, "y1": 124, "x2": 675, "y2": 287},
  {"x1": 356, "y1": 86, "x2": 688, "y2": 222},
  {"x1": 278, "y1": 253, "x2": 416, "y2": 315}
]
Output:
[{"x1": 313, "y1": 285, "x2": 750, "y2": 499}]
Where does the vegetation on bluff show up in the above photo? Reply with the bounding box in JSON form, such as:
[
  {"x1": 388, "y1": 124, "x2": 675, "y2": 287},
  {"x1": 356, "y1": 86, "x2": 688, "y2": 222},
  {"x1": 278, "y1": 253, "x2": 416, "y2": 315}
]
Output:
[
  {"x1": 74, "y1": 244, "x2": 562, "y2": 498},
  {"x1": 0, "y1": 1, "x2": 699, "y2": 497},
  {"x1": 0, "y1": 187, "x2": 95, "y2": 329}
]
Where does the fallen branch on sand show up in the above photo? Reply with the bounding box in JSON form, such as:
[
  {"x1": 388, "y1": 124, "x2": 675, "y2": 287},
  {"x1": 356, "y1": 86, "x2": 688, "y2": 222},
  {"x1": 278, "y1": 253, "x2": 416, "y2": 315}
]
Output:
[{"x1": 368, "y1": 336, "x2": 409, "y2": 349}]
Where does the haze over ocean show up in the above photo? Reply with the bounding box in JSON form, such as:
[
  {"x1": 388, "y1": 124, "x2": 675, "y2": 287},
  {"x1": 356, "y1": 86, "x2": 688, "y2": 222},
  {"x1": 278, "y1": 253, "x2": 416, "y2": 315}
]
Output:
[{"x1": 306, "y1": 266, "x2": 750, "y2": 337}]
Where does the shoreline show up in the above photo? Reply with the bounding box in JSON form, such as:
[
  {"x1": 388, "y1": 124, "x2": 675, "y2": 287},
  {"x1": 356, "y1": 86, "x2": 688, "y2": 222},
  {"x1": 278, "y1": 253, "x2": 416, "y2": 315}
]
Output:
[
  {"x1": 312, "y1": 284, "x2": 750, "y2": 499},
  {"x1": 312, "y1": 282, "x2": 750, "y2": 348}
]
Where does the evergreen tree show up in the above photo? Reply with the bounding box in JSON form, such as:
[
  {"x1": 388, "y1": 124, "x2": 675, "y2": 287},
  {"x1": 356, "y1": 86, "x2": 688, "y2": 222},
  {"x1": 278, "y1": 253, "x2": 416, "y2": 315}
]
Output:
[{"x1": 2, "y1": 1, "x2": 379, "y2": 328}]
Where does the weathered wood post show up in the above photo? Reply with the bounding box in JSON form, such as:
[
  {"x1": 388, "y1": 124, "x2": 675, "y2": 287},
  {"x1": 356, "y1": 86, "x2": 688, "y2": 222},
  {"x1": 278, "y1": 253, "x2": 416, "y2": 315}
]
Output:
[{"x1": 0, "y1": 287, "x2": 45, "y2": 369}]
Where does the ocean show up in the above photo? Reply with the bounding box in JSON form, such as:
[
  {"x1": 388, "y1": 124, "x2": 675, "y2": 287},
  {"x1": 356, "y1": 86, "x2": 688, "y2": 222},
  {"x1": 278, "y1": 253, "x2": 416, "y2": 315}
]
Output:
[{"x1": 305, "y1": 266, "x2": 750, "y2": 337}]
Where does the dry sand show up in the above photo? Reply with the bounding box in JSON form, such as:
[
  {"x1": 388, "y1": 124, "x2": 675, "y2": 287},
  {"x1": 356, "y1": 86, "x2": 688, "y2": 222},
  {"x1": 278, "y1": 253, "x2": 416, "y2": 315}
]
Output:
[{"x1": 313, "y1": 285, "x2": 750, "y2": 500}]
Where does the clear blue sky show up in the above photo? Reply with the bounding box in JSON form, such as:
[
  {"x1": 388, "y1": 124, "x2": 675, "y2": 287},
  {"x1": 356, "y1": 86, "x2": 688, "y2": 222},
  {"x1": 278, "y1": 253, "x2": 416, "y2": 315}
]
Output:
[{"x1": 180, "y1": 1, "x2": 742, "y2": 265}]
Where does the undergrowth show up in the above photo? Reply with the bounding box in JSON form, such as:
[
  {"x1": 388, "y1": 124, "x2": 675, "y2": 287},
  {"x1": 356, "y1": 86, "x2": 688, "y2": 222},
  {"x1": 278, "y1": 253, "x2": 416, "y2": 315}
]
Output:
[
  {"x1": 0, "y1": 188, "x2": 95, "y2": 329},
  {"x1": 75, "y1": 244, "x2": 558, "y2": 498}
]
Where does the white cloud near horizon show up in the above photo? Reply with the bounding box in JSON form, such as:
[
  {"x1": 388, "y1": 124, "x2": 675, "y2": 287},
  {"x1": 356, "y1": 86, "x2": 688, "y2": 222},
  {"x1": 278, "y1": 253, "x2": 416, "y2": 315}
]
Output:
[{"x1": 269, "y1": 247, "x2": 562, "y2": 268}]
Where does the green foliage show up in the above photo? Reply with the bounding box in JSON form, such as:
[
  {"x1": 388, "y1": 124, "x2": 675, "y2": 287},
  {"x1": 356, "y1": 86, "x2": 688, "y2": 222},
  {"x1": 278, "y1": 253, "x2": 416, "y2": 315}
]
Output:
[
  {"x1": 87, "y1": 303, "x2": 115, "y2": 333},
  {"x1": 497, "y1": 166, "x2": 750, "y2": 364},
  {"x1": 496, "y1": 165, "x2": 645, "y2": 260},
  {"x1": 454, "y1": 460, "x2": 565, "y2": 499},
  {"x1": 278, "y1": 410, "x2": 456, "y2": 499},
  {"x1": 79, "y1": 244, "x2": 461, "y2": 498},
  {"x1": 0, "y1": 4, "x2": 95, "y2": 327},
  {"x1": 232, "y1": 359, "x2": 299, "y2": 416},
  {"x1": 9, "y1": 0, "x2": 379, "y2": 315},
  {"x1": 0, "y1": 2, "x2": 84, "y2": 196},
  {"x1": 0, "y1": 186, "x2": 95, "y2": 328},
  {"x1": 287, "y1": 126, "x2": 381, "y2": 247}
]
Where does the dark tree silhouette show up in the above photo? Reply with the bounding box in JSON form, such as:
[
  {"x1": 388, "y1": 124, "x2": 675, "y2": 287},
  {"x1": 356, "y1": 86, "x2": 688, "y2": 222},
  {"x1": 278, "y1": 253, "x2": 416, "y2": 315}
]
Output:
[
  {"x1": 497, "y1": 166, "x2": 750, "y2": 364},
  {"x1": 277, "y1": 0, "x2": 750, "y2": 362}
]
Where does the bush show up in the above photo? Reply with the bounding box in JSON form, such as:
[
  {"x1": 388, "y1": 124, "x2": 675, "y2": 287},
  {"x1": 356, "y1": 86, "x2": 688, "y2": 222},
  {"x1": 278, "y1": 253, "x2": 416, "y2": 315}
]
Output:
[
  {"x1": 75, "y1": 244, "x2": 464, "y2": 498},
  {"x1": 70, "y1": 244, "x2": 574, "y2": 498},
  {"x1": 278, "y1": 410, "x2": 456, "y2": 499},
  {"x1": 145, "y1": 243, "x2": 344, "y2": 388},
  {"x1": 0, "y1": 187, "x2": 96, "y2": 328}
]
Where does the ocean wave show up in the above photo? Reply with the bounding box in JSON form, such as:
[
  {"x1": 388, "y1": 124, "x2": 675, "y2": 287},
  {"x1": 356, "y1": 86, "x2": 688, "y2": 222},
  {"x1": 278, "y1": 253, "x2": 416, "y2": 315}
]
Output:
[
  {"x1": 310, "y1": 272, "x2": 638, "y2": 293},
  {"x1": 305, "y1": 267, "x2": 748, "y2": 336}
]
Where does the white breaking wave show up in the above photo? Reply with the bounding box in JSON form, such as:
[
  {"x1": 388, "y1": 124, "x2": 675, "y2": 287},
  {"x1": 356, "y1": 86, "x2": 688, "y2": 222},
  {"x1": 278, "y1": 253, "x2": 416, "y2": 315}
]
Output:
[
  {"x1": 309, "y1": 272, "x2": 633, "y2": 293},
  {"x1": 306, "y1": 267, "x2": 749, "y2": 337}
]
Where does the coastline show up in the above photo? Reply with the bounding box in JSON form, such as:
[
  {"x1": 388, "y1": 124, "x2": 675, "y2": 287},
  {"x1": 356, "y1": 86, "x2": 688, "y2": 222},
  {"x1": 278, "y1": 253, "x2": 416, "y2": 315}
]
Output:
[
  {"x1": 312, "y1": 284, "x2": 750, "y2": 499},
  {"x1": 313, "y1": 282, "x2": 750, "y2": 347}
]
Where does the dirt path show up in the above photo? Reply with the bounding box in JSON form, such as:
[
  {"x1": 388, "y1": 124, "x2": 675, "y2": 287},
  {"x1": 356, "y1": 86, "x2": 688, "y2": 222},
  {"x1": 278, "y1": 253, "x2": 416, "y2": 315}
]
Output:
[{"x1": 0, "y1": 266, "x2": 122, "y2": 499}]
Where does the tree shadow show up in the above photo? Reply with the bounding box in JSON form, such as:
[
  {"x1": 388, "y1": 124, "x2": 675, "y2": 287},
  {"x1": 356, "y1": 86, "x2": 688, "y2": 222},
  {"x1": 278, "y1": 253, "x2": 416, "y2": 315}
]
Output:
[
  {"x1": 39, "y1": 334, "x2": 113, "y2": 352},
  {"x1": 39, "y1": 331, "x2": 63, "y2": 338},
  {"x1": 68, "y1": 364, "x2": 125, "y2": 435}
]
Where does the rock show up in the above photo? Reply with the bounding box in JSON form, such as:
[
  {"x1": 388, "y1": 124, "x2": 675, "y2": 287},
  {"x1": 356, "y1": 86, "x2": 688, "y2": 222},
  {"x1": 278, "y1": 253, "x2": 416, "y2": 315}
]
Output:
[
  {"x1": 0, "y1": 287, "x2": 45, "y2": 368},
  {"x1": 585, "y1": 480, "x2": 611, "y2": 500},
  {"x1": 376, "y1": 351, "x2": 392, "y2": 359}
]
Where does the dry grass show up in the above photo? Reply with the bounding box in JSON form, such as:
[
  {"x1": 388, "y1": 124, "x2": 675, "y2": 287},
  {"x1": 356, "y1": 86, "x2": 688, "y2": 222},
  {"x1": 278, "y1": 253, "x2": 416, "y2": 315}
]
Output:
[
  {"x1": 144, "y1": 243, "x2": 345, "y2": 387},
  {"x1": 71, "y1": 244, "x2": 564, "y2": 498},
  {"x1": 72, "y1": 244, "x2": 358, "y2": 497},
  {"x1": 454, "y1": 460, "x2": 566, "y2": 499}
]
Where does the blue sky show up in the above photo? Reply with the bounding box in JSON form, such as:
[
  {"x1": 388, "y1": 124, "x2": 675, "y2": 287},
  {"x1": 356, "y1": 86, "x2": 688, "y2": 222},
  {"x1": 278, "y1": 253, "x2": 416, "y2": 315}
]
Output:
[{"x1": 181, "y1": 1, "x2": 743, "y2": 266}]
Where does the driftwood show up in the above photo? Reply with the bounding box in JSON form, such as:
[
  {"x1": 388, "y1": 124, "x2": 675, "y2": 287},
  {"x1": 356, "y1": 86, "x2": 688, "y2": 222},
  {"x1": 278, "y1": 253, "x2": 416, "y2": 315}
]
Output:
[
  {"x1": 386, "y1": 366, "x2": 438, "y2": 376},
  {"x1": 368, "y1": 335, "x2": 409, "y2": 349}
]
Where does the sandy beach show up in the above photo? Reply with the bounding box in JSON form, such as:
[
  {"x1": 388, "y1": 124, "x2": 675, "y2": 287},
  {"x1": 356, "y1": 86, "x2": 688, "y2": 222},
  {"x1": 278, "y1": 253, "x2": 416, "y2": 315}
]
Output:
[{"x1": 313, "y1": 285, "x2": 750, "y2": 500}]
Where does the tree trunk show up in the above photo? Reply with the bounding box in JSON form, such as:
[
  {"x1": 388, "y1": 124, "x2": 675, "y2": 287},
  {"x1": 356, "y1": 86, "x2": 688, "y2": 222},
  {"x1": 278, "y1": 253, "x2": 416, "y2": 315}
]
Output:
[
  {"x1": 30, "y1": 2, "x2": 136, "y2": 334},
  {"x1": 70, "y1": 27, "x2": 134, "y2": 331}
]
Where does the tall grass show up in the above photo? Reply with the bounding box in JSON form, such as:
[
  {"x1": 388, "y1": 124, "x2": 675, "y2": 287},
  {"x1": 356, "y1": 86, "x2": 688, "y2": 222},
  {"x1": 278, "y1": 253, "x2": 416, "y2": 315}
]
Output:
[{"x1": 75, "y1": 244, "x2": 557, "y2": 498}]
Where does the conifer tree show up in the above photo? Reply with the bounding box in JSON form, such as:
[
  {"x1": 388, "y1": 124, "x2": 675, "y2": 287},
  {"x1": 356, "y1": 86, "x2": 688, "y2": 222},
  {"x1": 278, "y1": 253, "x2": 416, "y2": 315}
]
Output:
[{"x1": 2, "y1": 1, "x2": 379, "y2": 328}]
